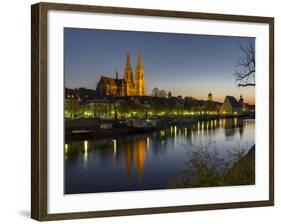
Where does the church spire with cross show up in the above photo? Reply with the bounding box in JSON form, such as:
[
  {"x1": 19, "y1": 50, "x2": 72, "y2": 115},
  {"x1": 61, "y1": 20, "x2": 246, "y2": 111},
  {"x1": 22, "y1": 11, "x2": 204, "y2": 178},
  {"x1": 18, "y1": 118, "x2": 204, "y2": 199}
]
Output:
[
  {"x1": 134, "y1": 49, "x2": 145, "y2": 96},
  {"x1": 115, "y1": 67, "x2": 119, "y2": 80},
  {"x1": 124, "y1": 52, "x2": 133, "y2": 81},
  {"x1": 136, "y1": 48, "x2": 143, "y2": 70}
]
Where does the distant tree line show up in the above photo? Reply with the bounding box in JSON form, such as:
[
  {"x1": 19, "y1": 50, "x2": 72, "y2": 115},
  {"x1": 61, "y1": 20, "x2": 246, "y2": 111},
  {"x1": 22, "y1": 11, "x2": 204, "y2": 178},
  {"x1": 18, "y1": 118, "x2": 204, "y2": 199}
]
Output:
[
  {"x1": 151, "y1": 87, "x2": 173, "y2": 98},
  {"x1": 65, "y1": 93, "x2": 221, "y2": 119}
]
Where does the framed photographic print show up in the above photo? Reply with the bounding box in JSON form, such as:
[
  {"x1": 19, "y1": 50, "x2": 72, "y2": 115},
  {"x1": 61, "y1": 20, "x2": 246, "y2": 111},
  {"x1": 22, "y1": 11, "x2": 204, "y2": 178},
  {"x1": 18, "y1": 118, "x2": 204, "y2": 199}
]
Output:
[{"x1": 31, "y1": 2, "x2": 274, "y2": 221}]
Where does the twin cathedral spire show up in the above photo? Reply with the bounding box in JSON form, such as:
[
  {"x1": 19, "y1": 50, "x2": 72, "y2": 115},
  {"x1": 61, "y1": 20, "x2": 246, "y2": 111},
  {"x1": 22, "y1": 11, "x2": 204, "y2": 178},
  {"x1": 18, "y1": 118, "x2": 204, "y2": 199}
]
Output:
[
  {"x1": 134, "y1": 49, "x2": 145, "y2": 96},
  {"x1": 97, "y1": 49, "x2": 145, "y2": 97},
  {"x1": 124, "y1": 52, "x2": 133, "y2": 81}
]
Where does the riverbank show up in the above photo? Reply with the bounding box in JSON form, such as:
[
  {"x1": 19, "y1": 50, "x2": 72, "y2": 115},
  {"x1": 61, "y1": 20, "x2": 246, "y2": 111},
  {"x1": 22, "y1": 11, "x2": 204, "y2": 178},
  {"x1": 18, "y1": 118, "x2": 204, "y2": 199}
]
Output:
[
  {"x1": 168, "y1": 145, "x2": 255, "y2": 188},
  {"x1": 65, "y1": 115, "x2": 254, "y2": 140},
  {"x1": 65, "y1": 126, "x2": 164, "y2": 140},
  {"x1": 221, "y1": 145, "x2": 255, "y2": 185}
]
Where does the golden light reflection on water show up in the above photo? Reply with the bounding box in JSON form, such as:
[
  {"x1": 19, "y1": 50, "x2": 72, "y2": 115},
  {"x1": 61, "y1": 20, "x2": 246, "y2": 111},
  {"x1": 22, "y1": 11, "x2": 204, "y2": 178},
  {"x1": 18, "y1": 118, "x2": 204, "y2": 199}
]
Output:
[
  {"x1": 64, "y1": 143, "x2": 68, "y2": 160},
  {"x1": 65, "y1": 143, "x2": 68, "y2": 153},
  {"x1": 124, "y1": 138, "x2": 148, "y2": 179},
  {"x1": 174, "y1": 126, "x2": 177, "y2": 146},
  {"x1": 135, "y1": 139, "x2": 146, "y2": 178},
  {"x1": 113, "y1": 139, "x2": 117, "y2": 158},
  {"x1": 124, "y1": 143, "x2": 133, "y2": 178},
  {"x1": 189, "y1": 118, "x2": 241, "y2": 134},
  {"x1": 83, "y1": 140, "x2": 88, "y2": 163},
  {"x1": 66, "y1": 118, "x2": 247, "y2": 183},
  {"x1": 64, "y1": 118, "x2": 254, "y2": 193},
  {"x1": 109, "y1": 121, "x2": 241, "y2": 168}
]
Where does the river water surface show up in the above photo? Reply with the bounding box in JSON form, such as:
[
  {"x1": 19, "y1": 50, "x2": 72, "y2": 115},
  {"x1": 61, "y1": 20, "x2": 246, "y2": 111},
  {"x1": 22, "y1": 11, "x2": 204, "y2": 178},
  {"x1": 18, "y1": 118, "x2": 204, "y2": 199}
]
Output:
[{"x1": 64, "y1": 118, "x2": 255, "y2": 194}]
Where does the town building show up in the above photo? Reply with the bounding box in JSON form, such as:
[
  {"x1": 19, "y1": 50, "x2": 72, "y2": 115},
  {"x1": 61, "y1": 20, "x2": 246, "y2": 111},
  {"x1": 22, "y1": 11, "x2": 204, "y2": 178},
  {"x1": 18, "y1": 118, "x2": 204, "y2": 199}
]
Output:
[
  {"x1": 220, "y1": 96, "x2": 243, "y2": 115},
  {"x1": 208, "y1": 92, "x2": 213, "y2": 101},
  {"x1": 65, "y1": 87, "x2": 97, "y2": 101},
  {"x1": 202, "y1": 92, "x2": 220, "y2": 112},
  {"x1": 96, "y1": 49, "x2": 145, "y2": 97}
]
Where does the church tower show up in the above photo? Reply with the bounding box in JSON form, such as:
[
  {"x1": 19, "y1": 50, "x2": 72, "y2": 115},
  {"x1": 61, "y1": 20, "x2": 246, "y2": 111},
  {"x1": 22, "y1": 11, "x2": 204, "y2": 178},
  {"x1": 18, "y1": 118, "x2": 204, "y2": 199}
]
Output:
[
  {"x1": 124, "y1": 52, "x2": 133, "y2": 82},
  {"x1": 115, "y1": 68, "x2": 119, "y2": 80},
  {"x1": 123, "y1": 52, "x2": 134, "y2": 96},
  {"x1": 239, "y1": 94, "x2": 244, "y2": 104},
  {"x1": 208, "y1": 92, "x2": 212, "y2": 101},
  {"x1": 134, "y1": 49, "x2": 145, "y2": 96}
]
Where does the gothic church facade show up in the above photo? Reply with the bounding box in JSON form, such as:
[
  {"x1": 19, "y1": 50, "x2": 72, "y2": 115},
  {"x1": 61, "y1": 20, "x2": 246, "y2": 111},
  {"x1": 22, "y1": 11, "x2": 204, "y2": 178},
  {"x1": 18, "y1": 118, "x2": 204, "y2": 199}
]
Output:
[{"x1": 97, "y1": 49, "x2": 145, "y2": 97}]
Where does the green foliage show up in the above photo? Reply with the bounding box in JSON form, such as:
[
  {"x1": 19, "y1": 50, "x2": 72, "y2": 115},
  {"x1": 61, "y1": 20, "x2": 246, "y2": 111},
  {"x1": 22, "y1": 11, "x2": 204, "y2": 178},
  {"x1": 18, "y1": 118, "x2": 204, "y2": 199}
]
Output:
[
  {"x1": 168, "y1": 145, "x2": 255, "y2": 188},
  {"x1": 64, "y1": 96, "x2": 220, "y2": 119},
  {"x1": 65, "y1": 100, "x2": 84, "y2": 118},
  {"x1": 221, "y1": 147, "x2": 255, "y2": 185},
  {"x1": 118, "y1": 100, "x2": 145, "y2": 117}
]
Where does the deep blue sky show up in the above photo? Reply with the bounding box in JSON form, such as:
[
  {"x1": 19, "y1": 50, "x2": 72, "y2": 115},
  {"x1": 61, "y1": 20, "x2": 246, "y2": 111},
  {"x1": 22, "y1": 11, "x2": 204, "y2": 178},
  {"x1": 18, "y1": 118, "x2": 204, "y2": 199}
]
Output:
[{"x1": 64, "y1": 28, "x2": 255, "y2": 104}]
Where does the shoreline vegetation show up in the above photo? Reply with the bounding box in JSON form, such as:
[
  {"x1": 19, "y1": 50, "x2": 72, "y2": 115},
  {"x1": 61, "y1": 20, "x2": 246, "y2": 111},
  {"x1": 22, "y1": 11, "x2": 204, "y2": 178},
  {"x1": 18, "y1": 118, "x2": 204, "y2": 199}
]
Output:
[{"x1": 168, "y1": 145, "x2": 255, "y2": 188}]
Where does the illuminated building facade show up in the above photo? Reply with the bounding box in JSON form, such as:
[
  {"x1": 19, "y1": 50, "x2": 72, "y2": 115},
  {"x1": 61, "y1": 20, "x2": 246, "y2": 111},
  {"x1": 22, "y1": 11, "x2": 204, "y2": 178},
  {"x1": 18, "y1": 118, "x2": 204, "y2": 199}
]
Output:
[{"x1": 97, "y1": 49, "x2": 145, "y2": 97}]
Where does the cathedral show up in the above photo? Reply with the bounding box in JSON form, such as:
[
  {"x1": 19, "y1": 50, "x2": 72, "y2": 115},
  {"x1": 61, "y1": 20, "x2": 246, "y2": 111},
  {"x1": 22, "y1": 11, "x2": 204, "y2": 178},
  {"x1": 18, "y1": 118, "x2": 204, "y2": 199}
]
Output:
[{"x1": 97, "y1": 49, "x2": 145, "y2": 97}]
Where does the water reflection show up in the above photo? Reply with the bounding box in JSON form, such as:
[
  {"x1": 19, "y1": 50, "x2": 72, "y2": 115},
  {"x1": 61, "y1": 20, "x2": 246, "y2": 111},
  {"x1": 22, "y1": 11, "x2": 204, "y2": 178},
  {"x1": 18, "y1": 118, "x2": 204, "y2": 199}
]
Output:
[
  {"x1": 113, "y1": 139, "x2": 117, "y2": 158},
  {"x1": 120, "y1": 137, "x2": 148, "y2": 179},
  {"x1": 134, "y1": 139, "x2": 147, "y2": 178},
  {"x1": 83, "y1": 140, "x2": 88, "y2": 168},
  {"x1": 65, "y1": 118, "x2": 255, "y2": 194},
  {"x1": 124, "y1": 142, "x2": 133, "y2": 178},
  {"x1": 188, "y1": 118, "x2": 245, "y2": 138}
]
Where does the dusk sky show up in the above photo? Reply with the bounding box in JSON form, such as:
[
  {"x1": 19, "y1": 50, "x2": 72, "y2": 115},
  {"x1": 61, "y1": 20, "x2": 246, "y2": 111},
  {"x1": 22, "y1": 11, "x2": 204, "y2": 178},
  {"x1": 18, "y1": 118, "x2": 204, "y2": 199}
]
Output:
[{"x1": 64, "y1": 28, "x2": 255, "y2": 104}]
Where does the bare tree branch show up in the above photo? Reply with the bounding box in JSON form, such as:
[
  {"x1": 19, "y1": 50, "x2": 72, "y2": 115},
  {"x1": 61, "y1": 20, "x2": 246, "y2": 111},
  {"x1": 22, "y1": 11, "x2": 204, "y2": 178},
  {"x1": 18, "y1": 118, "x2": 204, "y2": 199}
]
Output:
[
  {"x1": 234, "y1": 42, "x2": 255, "y2": 87},
  {"x1": 238, "y1": 83, "x2": 255, "y2": 87}
]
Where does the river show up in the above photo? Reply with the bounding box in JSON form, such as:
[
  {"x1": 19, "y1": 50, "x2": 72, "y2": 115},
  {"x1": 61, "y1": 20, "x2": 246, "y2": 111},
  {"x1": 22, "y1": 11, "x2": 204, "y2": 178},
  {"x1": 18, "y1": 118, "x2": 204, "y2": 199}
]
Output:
[{"x1": 64, "y1": 118, "x2": 255, "y2": 194}]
